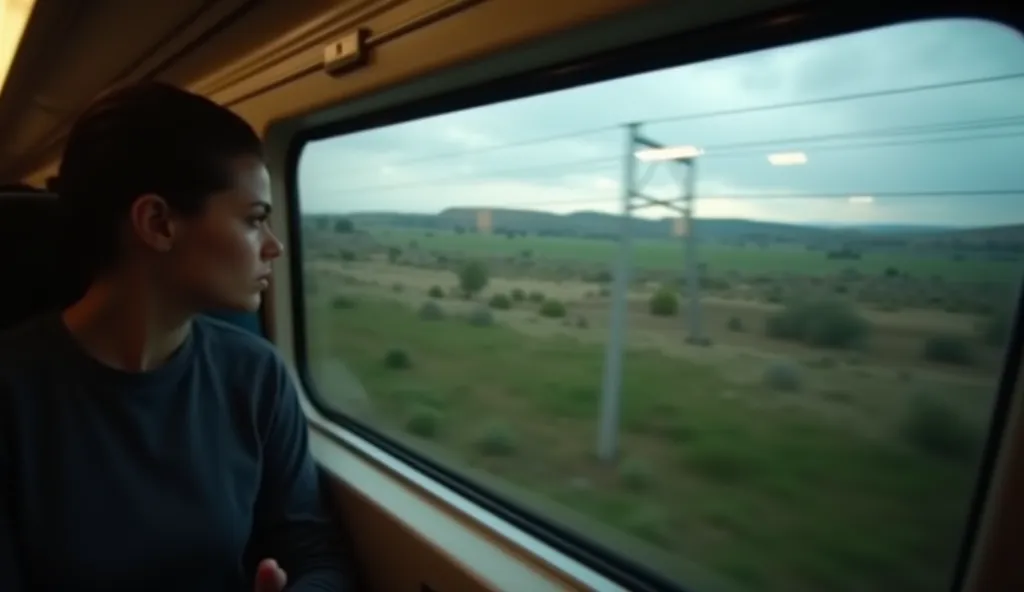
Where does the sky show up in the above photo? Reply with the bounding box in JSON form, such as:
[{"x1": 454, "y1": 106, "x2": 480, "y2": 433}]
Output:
[{"x1": 297, "y1": 18, "x2": 1024, "y2": 228}]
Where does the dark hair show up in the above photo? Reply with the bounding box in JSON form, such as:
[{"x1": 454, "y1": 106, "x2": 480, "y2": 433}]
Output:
[{"x1": 54, "y1": 81, "x2": 263, "y2": 273}]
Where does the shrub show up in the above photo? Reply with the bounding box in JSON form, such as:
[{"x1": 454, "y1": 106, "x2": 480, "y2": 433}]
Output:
[
  {"x1": 489, "y1": 293, "x2": 512, "y2": 310},
  {"x1": 575, "y1": 315, "x2": 589, "y2": 329},
  {"x1": 763, "y1": 361, "x2": 802, "y2": 392},
  {"x1": 332, "y1": 295, "x2": 356, "y2": 309},
  {"x1": 467, "y1": 307, "x2": 494, "y2": 327},
  {"x1": 983, "y1": 309, "x2": 1012, "y2": 347},
  {"x1": 528, "y1": 291, "x2": 545, "y2": 303},
  {"x1": 428, "y1": 285, "x2": 445, "y2": 299},
  {"x1": 391, "y1": 282, "x2": 404, "y2": 293},
  {"x1": 340, "y1": 250, "x2": 356, "y2": 262},
  {"x1": 418, "y1": 301, "x2": 445, "y2": 321},
  {"x1": 383, "y1": 349, "x2": 412, "y2": 370},
  {"x1": 900, "y1": 393, "x2": 979, "y2": 460},
  {"x1": 458, "y1": 261, "x2": 489, "y2": 298},
  {"x1": 511, "y1": 288, "x2": 526, "y2": 302},
  {"x1": 923, "y1": 335, "x2": 974, "y2": 366},
  {"x1": 405, "y1": 406, "x2": 442, "y2": 439},
  {"x1": 476, "y1": 424, "x2": 516, "y2": 456},
  {"x1": 765, "y1": 299, "x2": 869, "y2": 349},
  {"x1": 649, "y1": 289, "x2": 679, "y2": 317},
  {"x1": 619, "y1": 458, "x2": 654, "y2": 492},
  {"x1": 539, "y1": 300, "x2": 567, "y2": 319},
  {"x1": 726, "y1": 316, "x2": 744, "y2": 332}
]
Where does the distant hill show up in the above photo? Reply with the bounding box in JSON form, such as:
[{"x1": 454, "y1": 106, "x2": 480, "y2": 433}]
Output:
[{"x1": 332, "y1": 208, "x2": 1024, "y2": 250}]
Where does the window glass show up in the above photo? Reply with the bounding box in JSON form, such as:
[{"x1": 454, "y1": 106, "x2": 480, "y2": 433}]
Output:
[{"x1": 296, "y1": 19, "x2": 1024, "y2": 592}]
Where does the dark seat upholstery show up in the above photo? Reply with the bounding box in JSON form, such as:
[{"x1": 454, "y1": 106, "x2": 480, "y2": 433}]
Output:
[
  {"x1": 0, "y1": 192, "x2": 262, "y2": 336},
  {"x1": 0, "y1": 192, "x2": 87, "y2": 331}
]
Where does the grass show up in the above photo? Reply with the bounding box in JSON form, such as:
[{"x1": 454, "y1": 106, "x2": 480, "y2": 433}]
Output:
[
  {"x1": 373, "y1": 227, "x2": 1016, "y2": 282},
  {"x1": 307, "y1": 295, "x2": 984, "y2": 592}
]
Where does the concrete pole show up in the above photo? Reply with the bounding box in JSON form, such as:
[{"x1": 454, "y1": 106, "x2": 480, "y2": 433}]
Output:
[
  {"x1": 682, "y1": 159, "x2": 704, "y2": 344},
  {"x1": 597, "y1": 123, "x2": 637, "y2": 462}
]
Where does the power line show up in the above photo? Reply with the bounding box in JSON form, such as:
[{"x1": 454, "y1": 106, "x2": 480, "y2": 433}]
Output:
[
  {"x1": 311, "y1": 122, "x2": 1024, "y2": 195},
  {"x1": 645, "y1": 72, "x2": 1024, "y2": 125},
  {"x1": 313, "y1": 72, "x2": 1024, "y2": 176},
  {"x1": 696, "y1": 115, "x2": 1024, "y2": 152}
]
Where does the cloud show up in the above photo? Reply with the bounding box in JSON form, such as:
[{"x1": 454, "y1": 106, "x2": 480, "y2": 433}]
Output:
[{"x1": 298, "y1": 18, "x2": 1024, "y2": 227}]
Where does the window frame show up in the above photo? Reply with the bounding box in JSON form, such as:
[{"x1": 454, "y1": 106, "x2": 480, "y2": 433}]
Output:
[{"x1": 278, "y1": 2, "x2": 1024, "y2": 590}]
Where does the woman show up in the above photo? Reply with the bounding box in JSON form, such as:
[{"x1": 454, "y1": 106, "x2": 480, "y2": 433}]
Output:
[{"x1": 0, "y1": 83, "x2": 350, "y2": 591}]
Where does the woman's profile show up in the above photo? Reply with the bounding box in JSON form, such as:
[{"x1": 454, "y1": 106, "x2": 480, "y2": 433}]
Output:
[{"x1": 0, "y1": 83, "x2": 350, "y2": 591}]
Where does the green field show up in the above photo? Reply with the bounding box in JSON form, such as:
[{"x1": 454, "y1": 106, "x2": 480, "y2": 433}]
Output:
[
  {"x1": 301, "y1": 213, "x2": 1010, "y2": 592},
  {"x1": 372, "y1": 227, "x2": 1018, "y2": 282},
  {"x1": 306, "y1": 292, "x2": 990, "y2": 592}
]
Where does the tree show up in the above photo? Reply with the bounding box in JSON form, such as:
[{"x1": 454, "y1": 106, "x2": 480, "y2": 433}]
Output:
[
  {"x1": 458, "y1": 261, "x2": 489, "y2": 299},
  {"x1": 334, "y1": 218, "x2": 354, "y2": 233}
]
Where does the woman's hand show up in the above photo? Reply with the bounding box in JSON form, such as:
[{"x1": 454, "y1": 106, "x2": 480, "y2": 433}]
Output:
[{"x1": 254, "y1": 558, "x2": 287, "y2": 592}]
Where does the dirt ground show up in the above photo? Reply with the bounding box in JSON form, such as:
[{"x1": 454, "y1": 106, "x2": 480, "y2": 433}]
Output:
[{"x1": 307, "y1": 258, "x2": 997, "y2": 400}]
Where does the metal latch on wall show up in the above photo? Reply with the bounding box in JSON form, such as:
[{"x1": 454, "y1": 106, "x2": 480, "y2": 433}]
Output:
[{"x1": 323, "y1": 29, "x2": 370, "y2": 76}]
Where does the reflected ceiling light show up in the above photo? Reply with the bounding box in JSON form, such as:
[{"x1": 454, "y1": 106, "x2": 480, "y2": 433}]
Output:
[
  {"x1": 635, "y1": 145, "x2": 703, "y2": 161},
  {"x1": 768, "y1": 152, "x2": 808, "y2": 166},
  {"x1": 848, "y1": 195, "x2": 875, "y2": 204},
  {"x1": 0, "y1": 0, "x2": 37, "y2": 97}
]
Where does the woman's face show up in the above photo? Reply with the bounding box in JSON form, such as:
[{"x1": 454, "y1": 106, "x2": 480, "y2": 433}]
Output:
[{"x1": 159, "y1": 155, "x2": 284, "y2": 312}]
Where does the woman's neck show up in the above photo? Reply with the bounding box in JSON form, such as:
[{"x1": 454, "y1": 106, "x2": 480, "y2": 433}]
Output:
[{"x1": 62, "y1": 272, "x2": 192, "y2": 372}]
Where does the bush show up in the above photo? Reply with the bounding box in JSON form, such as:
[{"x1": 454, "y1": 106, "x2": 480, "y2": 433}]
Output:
[
  {"x1": 575, "y1": 315, "x2": 589, "y2": 329},
  {"x1": 983, "y1": 309, "x2": 1012, "y2": 347},
  {"x1": 418, "y1": 301, "x2": 445, "y2": 321},
  {"x1": 528, "y1": 291, "x2": 546, "y2": 303},
  {"x1": 391, "y1": 282, "x2": 404, "y2": 293},
  {"x1": 458, "y1": 261, "x2": 489, "y2": 298},
  {"x1": 726, "y1": 316, "x2": 744, "y2": 332},
  {"x1": 763, "y1": 361, "x2": 802, "y2": 392},
  {"x1": 649, "y1": 289, "x2": 679, "y2": 317},
  {"x1": 332, "y1": 295, "x2": 357, "y2": 309},
  {"x1": 405, "y1": 406, "x2": 442, "y2": 439},
  {"x1": 340, "y1": 250, "x2": 356, "y2": 262},
  {"x1": 539, "y1": 300, "x2": 567, "y2": 319},
  {"x1": 383, "y1": 349, "x2": 412, "y2": 370},
  {"x1": 489, "y1": 293, "x2": 512, "y2": 310},
  {"x1": 619, "y1": 458, "x2": 654, "y2": 492},
  {"x1": 476, "y1": 424, "x2": 516, "y2": 456},
  {"x1": 765, "y1": 299, "x2": 869, "y2": 349},
  {"x1": 923, "y1": 335, "x2": 974, "y2": 366},
  {"x1": 428, "y1": 285, "x2": 445, "y2": 299},
  {"x1": 901, "y1": 393, "x2": 979, "y2": 460},
  {"x1": 467, "y1": 307, "x2": 494, "y2": 327},
  {"x1": 511, "y1": 288, "x2": 526, "y2": 302}
]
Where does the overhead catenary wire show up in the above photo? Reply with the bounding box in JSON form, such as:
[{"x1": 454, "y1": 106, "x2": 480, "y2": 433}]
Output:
[
  {"x1": 315, "y1": 71, "x2": 1024, "y2": 176},
  {"x1": 314, "y1": 120, "x2": 1024, "y2": 195}
]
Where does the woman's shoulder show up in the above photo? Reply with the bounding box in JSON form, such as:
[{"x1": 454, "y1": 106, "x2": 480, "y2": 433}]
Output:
[{"x1": 192, "y1": 314, "x2": 287, "y2": 372}]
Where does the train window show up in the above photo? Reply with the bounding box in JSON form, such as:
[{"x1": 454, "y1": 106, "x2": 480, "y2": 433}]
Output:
[{"x1": 295, "y1": 18, "x2": 1023, "y2": 592}]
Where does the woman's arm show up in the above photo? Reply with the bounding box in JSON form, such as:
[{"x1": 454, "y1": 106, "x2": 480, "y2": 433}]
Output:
[{"x1": 248, "y1": 357, "x2": 353, "y2": 591}]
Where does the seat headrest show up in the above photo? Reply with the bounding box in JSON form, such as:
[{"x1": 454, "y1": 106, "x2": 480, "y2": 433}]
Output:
[{"x1": 0, "y1": 193, "x2": 88, "y2": 331}]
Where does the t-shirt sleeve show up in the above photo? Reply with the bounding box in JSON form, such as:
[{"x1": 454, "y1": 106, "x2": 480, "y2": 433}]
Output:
[{"x1": 249, "y1": 354, "x2": 352, "y2": 591}]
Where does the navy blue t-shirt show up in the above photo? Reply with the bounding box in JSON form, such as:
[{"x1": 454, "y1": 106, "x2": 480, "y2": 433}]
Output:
[{"x1": 0, "y1": 313, "x2": 350, "y2": 591}]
